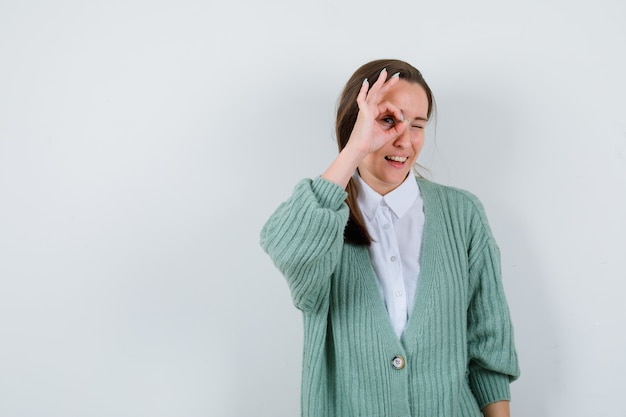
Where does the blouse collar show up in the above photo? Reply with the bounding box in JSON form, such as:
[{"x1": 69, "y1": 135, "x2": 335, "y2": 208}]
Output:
[{"x1": 354, "y1": 171, "x2": 419, "y2": 220}]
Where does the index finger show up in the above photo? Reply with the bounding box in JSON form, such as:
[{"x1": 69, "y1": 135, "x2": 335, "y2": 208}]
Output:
[
  {"x1": 365, "y1": 69, "x2": 400, "y2": 103},
  {"x1": 377, "y1": 100, "x2": 405, "y2": 125}
]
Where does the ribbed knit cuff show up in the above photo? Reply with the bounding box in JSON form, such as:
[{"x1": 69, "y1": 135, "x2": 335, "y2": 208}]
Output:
[
  {"x1": 469, "y1": 368, "x2": 511, "y2": 409},
  {"x1": 311, "y1": 177, "x2": 348, "y2": 210}
]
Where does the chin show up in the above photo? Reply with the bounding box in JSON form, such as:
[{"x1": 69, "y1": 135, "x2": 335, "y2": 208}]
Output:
[{"x1": 387, "y1": 171, "x2": 411, "y2": 183}]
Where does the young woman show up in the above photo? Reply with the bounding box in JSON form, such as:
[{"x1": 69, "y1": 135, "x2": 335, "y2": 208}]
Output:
[{"x1": 260, "y1": 59, "x2": 520, "y2": 417}]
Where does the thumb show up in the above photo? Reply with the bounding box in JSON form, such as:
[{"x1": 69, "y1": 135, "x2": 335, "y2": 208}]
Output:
[{"x1": 392, "y1": 118, "x2": 409, "y2": 137}]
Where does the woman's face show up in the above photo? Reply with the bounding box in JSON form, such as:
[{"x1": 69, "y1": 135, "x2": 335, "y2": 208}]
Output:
[{"x1": 357, "y1": 80, "x2": 429, "y2": 195}]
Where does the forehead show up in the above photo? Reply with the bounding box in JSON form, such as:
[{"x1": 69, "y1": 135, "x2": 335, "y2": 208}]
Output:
[{"x1": 381, "y1": 80, "x2": 429, "y2": 118}]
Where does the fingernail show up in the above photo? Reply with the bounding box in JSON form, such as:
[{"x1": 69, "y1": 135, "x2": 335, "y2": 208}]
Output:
[
  {"x1": 380, "y1": 67, "x2": 387, "y2": 75},
  {"x1": 362, "y1": 78, "x2": 368, "y2": 86},
  {"x1": 391, "y1": 72, "x2": 400, "y2": 79},
  {"x1": 400, "y1": 113, "x2": 405, "y2": 122}
]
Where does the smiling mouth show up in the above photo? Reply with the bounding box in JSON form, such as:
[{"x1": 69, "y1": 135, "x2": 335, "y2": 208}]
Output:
[{"x1": 385, "y1": 156, "x2": 409, "y2": 163}]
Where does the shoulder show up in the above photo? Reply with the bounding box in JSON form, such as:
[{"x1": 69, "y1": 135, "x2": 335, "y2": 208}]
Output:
[
  {"x1": 285, "y1": 177, "x2": 348, "y2": 210},
  {"x1": 416, "y1": 177, "x2": 487, "y2": 215},
  {"x1": 416, "y1": 177, "x2": 496, "y2": 239}
]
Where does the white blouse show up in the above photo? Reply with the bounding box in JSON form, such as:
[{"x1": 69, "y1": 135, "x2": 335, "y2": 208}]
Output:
[{"x1": 354, "y1": 173, "x2": 425, "y2": 338}]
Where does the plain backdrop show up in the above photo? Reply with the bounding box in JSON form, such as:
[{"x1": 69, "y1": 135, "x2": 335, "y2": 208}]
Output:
[{"x1": 1, "y1": 0, "x2": 625, "y2": 416}]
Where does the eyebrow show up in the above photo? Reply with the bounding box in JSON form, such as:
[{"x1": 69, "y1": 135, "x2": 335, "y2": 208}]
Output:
[{"x1": 400, "y1": 109, "x2": 428, "y2": 122}]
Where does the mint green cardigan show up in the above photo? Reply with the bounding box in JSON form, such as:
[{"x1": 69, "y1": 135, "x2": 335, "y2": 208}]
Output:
[{"x1": 260, "y1": 177, "x2": 520, "y2": 417}]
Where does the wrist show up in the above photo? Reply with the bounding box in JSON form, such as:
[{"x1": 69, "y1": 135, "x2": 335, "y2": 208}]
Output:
[
  {"x1": 321, "y1": 146, "x2": 364, "y2": 189},
  {"x1": 341, "y1": 141, "x2": 369, "y2": 163},
  {"x1": 482, "y1": 400, "x2": 510, "y2": 417}
]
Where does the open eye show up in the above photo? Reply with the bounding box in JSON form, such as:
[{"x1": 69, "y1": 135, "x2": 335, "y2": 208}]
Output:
[{"x1": 380, "y1": 116, "x2": 395, "y2": 125}]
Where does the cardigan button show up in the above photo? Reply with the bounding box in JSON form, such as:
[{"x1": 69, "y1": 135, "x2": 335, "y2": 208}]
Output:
[{"x1": 391, "y1": 356, "x2": 405, "y2": 370}]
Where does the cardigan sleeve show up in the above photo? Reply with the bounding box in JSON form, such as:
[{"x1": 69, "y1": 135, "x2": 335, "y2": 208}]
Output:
[
  {"x1": 464, "y1": 196, "x2": 521, "y2": 409},
  {"x1": 260, "y1": 177, "x2": 349, "y2": 312}
]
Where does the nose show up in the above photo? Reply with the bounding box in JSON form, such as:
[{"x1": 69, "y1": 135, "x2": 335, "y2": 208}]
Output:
[{"x1": 393, "y1": 126, "x2": 411, "y2": 148}]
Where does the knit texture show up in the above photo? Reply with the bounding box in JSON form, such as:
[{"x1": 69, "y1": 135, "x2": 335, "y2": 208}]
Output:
[{"x1": 260, "y1": 177, "x2": 520, "y2": 417}]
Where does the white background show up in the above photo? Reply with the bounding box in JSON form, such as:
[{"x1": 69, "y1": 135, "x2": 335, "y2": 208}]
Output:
[{"x1": 1, "y1": 1, "x2": 624, "y2": 416}]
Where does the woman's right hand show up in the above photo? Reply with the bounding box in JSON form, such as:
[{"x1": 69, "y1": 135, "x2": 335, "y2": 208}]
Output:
[{"x1": 344, "y1": 68, "x2": 408, "y2": 158}]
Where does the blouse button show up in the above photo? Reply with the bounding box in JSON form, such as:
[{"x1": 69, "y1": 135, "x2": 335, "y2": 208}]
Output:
[{"x1": 391, "y1": 355, "x2": 405, "y2": 370}]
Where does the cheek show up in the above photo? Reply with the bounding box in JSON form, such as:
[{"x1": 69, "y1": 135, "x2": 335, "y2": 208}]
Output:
[{"x1": 411, "y1": 134, "x2": 425, "y2": 153}]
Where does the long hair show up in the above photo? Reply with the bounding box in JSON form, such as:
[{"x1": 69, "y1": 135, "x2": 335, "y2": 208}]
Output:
[{"x1": 336, "y1": 59, "x2": 435, "y2": 245}]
